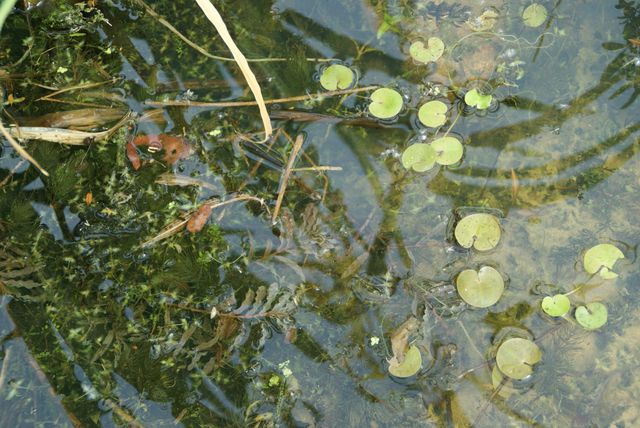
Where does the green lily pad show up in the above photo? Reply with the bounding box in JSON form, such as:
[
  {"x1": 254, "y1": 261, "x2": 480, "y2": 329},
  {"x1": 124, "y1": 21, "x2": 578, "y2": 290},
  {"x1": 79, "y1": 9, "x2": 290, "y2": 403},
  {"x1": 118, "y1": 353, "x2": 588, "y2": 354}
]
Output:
[
  {"x1": 456, "y1": 266, "x2": 504, "y2": 308},
  {"x1": 583, "y1": 243, "x2": 624, "y2": 279},
  {"x1": 575, "y1": 302, "x2": 608, "y2": 330},
  {"x1": 388, "y1": 345, "x2": 422, "y2": 378},
  {"x1": 522, "y1": 4, "x2": 547, "y2": 28},
  {"x1": 319, "y1": 64, "x2": 355, "y2": 91},
  {"x1": 418, "y1": 101, "x2": 448, "y2": 127},
  {"x1": 496, "y1": 338, "x2": 542, "y2": 380},
  {"x1": 368, "y1": 88, "x2": 403, "y2": 119},
  {"x1": 454, "y1": 213, "x2": 501, "y2": 251},
  {"x1": 409, "y1": 38, "x2": 445, "y2": 63},
  {"x1": 401, "y1": 143, "x2": 437, "y2": 172},
  {"x1": 464, "y1": 89, "x2": 493, "y2": 110},
  {"x1": 431, "y1": 136, "x2": 463, "y2": 165},
  {"x1": 541, "y1": 294, "x2": 571, "y2": 317}
]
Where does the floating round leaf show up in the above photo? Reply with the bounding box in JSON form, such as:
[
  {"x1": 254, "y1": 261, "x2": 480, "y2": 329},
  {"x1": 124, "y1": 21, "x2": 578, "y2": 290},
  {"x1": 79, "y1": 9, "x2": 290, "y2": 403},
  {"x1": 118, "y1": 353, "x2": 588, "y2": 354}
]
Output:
[
  {"x1": 496, "y1": 338, "x2": 541, "y2": 380},
  {"x1": 388, "y1": 345, "x2": 422, "y2": 378},
  {"x1": 522, "y1": 3, "x2": 547, "y2": 28},
  {"x1": 575, "y1": 302, "x2": 608, "y2": 330},
  {"x1": 368, "y1": 88, "x2": 403, "y2": 119},
  {"x1": 418, "y1": 101, "x2": 448, "y2": 127},
  {"x1": 454, "y1": 213, "x2": 501, "y2": 251},
  {"x1": 401, "y1": 143, "x2": 437, "y2": 172},
  {"x1": 541, "y1": 294, "x2": 571, "y2": 317},
  {"x1": 464, "y1": 89, "x2": 493, "y2": 110},
  {"x1": 583, "y1": 243, "x2": 624, "y2": 279},
  {"x1": 319, "y1": 64, "x2": 355, "y2": 91},
  {"x1": 409, "y1": 38, "x2": 444, "y2": 63},
  {"x1": 431, "y1": 136, "x2": 463, "y2": 165},
  {"x1": 456, "y1": 266, "x2": 504, "y2": 308}
]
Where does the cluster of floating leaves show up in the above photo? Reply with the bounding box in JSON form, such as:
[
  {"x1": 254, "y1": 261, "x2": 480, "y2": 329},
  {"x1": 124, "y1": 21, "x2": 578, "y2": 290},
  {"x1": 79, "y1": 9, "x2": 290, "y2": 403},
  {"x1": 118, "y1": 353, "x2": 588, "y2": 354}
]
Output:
[
  {"x1": 315, "y1": 2, "x2": 561, "y2": 380},
  {"x1": 539, "y1": 243, "x2": 624, "y2": 330}
]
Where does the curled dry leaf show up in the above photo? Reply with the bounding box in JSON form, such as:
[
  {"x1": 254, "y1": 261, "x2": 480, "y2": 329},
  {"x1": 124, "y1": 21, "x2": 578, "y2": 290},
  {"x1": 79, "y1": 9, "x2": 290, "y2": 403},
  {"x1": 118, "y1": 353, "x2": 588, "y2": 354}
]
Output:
[
  {"x1": 127, "y1": 134, "x2": 191, "y2": 170},
  {"x1": 389, "y1": 317, "x2": 419, "y2": 366},
  {"x1": 187, "y1": 203, "x2": 214, "y2": 233}
]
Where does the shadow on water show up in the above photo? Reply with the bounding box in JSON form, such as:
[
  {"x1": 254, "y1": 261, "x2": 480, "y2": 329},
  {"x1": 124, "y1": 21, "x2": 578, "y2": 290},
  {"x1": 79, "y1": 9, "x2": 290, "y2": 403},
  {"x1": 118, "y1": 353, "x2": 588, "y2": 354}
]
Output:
[{"x1": 1, "y1": 0, "x2": 640, "y2": 426}]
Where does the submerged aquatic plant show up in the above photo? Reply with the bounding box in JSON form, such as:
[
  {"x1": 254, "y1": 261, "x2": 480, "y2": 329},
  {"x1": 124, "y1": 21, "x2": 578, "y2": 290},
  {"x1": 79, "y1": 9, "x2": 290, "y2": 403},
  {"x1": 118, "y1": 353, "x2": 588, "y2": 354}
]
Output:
[{"x1": 522, "y1": 3, "x2": 548, "y2": 28}]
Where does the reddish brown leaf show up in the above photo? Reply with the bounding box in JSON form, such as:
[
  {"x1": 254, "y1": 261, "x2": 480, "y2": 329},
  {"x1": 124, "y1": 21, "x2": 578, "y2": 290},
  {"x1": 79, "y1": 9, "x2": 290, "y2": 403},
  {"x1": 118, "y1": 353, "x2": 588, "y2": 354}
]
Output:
[
  {"x1": 126, "y1": 134, "x2": 190, "y2": 170},
  {"x1": 126, "y1": 140, "x2": 141, "y2": 170},
  {"x1": 187, "y1": 204, "x2": 213, "y2": 233},
  {"x1": 629, "y1": 38, "x2": 640, "y2": 47},
  {"x1": 85, "y1": 191, "x2": 93, "y2": 205},
  {"x1": 160, "y1": 135, "x2": 191, "y2": 165}
]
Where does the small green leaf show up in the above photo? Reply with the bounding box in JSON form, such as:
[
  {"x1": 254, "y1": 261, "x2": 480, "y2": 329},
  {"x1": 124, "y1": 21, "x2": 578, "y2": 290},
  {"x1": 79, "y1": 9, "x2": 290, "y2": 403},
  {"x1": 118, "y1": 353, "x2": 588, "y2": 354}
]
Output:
[
  {"x1": 418, "y1": 100, "x2": 448, "y2": 127},
  {"x1": 401, "y1": 143, "x2": 437, "y2": 172},
  {"x1": 522, "y1": 3, "x2": 547, "y2": 28},
  {"x1": 583, "y1": 243, "x2": 624, "y2": 279},
  {"x1": 456, "y1": 266, "x2": 504, "y2": 308},
  {"x1": 388, "y1": 345, "x2": 422, "y2": 378},
  {"x1": 319, "y1": 64, "x2": 355, "y2": 91},
  {"x1": 454, "y1": 213, "x2": 501, "y2": 251},
  {"x1": 575, "y1": 302, "x2": 608, "y2": 330},
  {"x1": 541, "y1": 294, "x2": 571, "y2": 317},
  {"x1": 368, "y1": 88, "x2": 403, "y2": 119},
  {"x1": 496, "y1": 338, "x2": 541, "y2": 380},
  {"x1": 431, "y1": 136, "x2": 463, "y2": 165},
  {"x1": 409, "y1": 38, "x2": 445, "y2": 63},
  {"x1": 464, "y1": 89, "x2": 493, "y2": 110}
]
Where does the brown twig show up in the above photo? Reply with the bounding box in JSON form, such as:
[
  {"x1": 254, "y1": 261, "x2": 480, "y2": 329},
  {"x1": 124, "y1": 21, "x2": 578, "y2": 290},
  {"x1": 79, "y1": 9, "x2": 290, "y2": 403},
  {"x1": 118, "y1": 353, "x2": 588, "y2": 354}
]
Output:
[
  {"x1": 272, "y1": 134, "x2": 304, "y2": 223},
  {"x1": 36, "y1": 79, "x2": 118, "y2": 102},
  {"x1": 144, "y1": 85, "x2": 379, "y2": 108},
  {"x1": 0, "y1": 159, "x2": 27, "y2": 188}
]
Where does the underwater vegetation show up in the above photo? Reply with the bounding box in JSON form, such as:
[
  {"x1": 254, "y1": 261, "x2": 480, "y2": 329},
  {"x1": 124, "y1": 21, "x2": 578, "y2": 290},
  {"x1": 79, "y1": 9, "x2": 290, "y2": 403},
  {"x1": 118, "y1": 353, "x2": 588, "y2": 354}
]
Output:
[{"x1": 0, "y1": 0, "x2": 639, "y2": 426}]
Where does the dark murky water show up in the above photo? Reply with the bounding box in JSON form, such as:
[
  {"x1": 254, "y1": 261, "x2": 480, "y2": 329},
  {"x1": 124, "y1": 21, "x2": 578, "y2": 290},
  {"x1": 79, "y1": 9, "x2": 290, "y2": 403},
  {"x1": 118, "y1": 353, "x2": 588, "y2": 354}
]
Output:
[{"x1": 1, "y1": 1, "x2": 639, "y2": 426}]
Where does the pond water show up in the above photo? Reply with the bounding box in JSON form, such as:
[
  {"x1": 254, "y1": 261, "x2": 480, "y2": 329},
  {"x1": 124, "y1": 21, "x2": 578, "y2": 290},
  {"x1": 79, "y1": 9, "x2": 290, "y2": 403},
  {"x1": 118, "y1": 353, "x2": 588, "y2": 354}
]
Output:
[{"x1": 1, "y1": 0, "x2": 640, "y2": 426}]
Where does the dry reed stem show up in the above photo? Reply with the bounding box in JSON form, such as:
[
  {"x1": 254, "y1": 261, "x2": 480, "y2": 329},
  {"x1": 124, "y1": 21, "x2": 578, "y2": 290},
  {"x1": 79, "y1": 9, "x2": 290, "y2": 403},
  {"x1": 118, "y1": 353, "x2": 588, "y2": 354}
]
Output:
[
  {"x1": 0, "y1": 120, "x2": 49, "y2": 176},
  {"x1": 272, "y1": 134, "x2": 304, "y2": 223},
  {"x1": 145, "y1": 85, "x2": 379, "y2": 108},
  {"x1": 195, "y1": 0, "x2": 272, "y2": 140}
]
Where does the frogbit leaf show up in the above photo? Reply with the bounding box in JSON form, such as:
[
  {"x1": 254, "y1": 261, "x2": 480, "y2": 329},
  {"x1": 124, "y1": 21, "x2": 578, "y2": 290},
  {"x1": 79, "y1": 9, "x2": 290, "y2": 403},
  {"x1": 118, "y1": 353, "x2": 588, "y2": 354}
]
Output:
[
  {"x1": 575, "y1": 302, "x2": 608, "y2": 330},
  {"x1": 454, "y1": 213, "x2": 501, "y2": 251},
  {"x1": 541, "y1": 294, "x2": 571, "y2": 317},
  {"x1": 388, "y1": 345, "x2": 422, "y2": 378},
  {"x1": 319, "y1": 64, "x2": 355, "y2": 90},
  {"x1": 368, "y1": 88, "x2": 403, "y2": 119},
  {"x1": 522, "y1": 3, "x2": 547, "y2": 28},
  {"x1": 401, "y1": 143, "x2": 437, "y2": 172},
  {"x1": 409, "y1": 38, "x2": 444, "y2": 63},
  {"x1": 464, "y1": 89, "x2": 493, "y2": 110},
  {"x1": 583, "y1": 244, "x2": 624, "y2": 279},
  {"x1": 496, "y1": 338, "x2": 541, "y2": 380},
  {"x1": 456, "y1": 266, "x2": 504, "y2": 308},
  {"x1": 431, "y1": 136, "x2": 463, "y2": 165},
  {"x1": 418, "y1": 100, "x2": 448, "y2": 127}
]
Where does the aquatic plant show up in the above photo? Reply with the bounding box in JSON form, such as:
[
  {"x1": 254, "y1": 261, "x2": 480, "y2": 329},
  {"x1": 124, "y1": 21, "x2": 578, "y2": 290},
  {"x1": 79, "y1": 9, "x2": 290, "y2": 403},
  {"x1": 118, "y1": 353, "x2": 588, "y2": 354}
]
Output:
[
  {"x1": 575, "y1": 302, "x2": 608, "y2": 330},
  {"x1": 418, "y1": 100, "x2": 448, "y2": 127},
  {"x1": 583, "y1": 243, "x2": 624, "y2": 279},
  {"x1": 464, "y1": 89, "x2": 493, "y2": 110},
  {"x1": 409, "y1": 38, "x2": 444, "y2": 63},
  {"x1": 456, "y1": 266, "x2": 504, "y2": 308},
  {"x1": 319, "y1": 64, "x2": 355, "y2": 91},
  {"x1": 522, "y1": 3, "x2": 548, "y2": 28},
  {"x1": 454, "y1": 213, "x2": 501, "y2": 251},
  {"x1": 541, "y1": 294, "x2": 571, "y2": 317},
  {"x1": 495, "y1": 338, "x2": 542, "y2": 380},
  {"x1": 368, "y1": 88, "x2": 404, "y2": 119}
]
